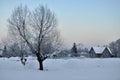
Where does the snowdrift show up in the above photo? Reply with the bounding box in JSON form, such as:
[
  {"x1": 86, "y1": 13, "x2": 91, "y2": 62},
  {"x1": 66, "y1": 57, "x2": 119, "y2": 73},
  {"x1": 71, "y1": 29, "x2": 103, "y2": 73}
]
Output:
[{"x1": 0, "y1": 57, "x2": 120, "y2": 80}]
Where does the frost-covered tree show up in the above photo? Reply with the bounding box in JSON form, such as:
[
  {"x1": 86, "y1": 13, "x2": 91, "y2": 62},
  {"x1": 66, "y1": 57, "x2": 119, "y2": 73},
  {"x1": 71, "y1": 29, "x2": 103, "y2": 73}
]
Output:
[
  {"x1": 0, "y1": 35, "x2": 30, "y2": 57},
  {"x1": 8, "y1": 4, "x2": 60, "y2": 70},
  {"x1": 109, "y1": 38, "x2": 120, "y2": 57}
]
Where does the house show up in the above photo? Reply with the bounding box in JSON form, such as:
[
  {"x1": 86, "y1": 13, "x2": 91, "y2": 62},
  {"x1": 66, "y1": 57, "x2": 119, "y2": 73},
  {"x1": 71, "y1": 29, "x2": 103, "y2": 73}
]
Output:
[
  {"x1": 50, "y1": 50, "x2": 70, "y2": 58},
  {"x1": 80, "y1": 52, "x2": 89, "y2": 58},
  {"x1": 0, "y1": 49, "x2": 3, "y2": 57},
  {"x1": 89, "y1": 47, "x2": 114, "y2": 58}
]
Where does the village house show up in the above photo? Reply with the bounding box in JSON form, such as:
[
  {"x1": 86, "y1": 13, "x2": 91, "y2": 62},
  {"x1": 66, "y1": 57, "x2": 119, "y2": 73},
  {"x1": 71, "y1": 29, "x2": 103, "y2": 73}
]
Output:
[
  {"x1": 89, "y1": 47, "x2": 114, "y2": 58},
  {"x1": 0, "y1": 49, "x2": 3, "y2": 57}
]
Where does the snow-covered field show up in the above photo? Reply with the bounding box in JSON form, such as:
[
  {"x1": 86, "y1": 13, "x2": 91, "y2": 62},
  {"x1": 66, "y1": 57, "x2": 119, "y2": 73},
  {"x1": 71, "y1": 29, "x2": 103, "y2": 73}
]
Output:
[{"x1": 0, "y1": 57, "x2": 120, "y2": 80}]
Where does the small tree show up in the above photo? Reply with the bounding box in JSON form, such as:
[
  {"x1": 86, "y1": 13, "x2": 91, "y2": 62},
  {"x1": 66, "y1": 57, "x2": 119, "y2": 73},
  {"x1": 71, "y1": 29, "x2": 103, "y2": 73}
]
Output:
[
  {"x1": 2, "y1": 45, "x2": 8, "y2": 57},
  {"x1": 71, "y1": 43, "x2": 78, "y2": 57}
]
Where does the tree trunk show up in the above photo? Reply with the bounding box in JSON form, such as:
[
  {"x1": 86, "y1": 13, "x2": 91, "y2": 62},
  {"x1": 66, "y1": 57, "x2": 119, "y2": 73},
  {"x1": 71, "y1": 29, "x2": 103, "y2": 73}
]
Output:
[
  {"x1": 39, "y1": 60, "x2": 43, "y2": 70},
  {"x1": 36, "y1": 53, "x2": 44, "y2": 70}
]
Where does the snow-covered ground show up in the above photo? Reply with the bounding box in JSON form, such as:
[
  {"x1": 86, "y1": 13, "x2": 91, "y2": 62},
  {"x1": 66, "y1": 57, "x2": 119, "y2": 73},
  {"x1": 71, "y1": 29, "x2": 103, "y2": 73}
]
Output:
[{"x1": 0, "y1": 57, "x2": 120, "y2": 80}]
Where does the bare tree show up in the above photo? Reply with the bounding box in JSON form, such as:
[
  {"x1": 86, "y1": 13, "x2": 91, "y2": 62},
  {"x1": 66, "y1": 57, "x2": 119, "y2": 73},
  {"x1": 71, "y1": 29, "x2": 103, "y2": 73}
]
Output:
[
  {"x1": 8, "y1": 5, "x2": 58, "y2": 70},
  {"x1": 41, "y1": 29, "x2": 62, "y2": 55}
]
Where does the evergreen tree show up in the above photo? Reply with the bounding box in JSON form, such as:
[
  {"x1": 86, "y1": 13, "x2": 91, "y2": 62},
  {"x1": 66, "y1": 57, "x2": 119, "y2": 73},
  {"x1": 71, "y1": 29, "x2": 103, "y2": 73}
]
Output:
[
  {"x1": 71, "y1": 43, "x2": 78, "y2": 57},
  {"x1": 2, "y1": 45, "x2": 8, "y2": 57}
]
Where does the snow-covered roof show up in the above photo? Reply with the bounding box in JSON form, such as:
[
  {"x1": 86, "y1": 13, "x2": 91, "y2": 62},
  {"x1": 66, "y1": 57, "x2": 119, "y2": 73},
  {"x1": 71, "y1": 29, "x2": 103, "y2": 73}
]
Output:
[
  {"x1": 50, "y1": 50, "x2": 61, "y2": 57},
  {"x1": 106, "y1": 47, "x2": 113, "y2": 55},
  {"x1": 92, "y1": 47, "x2": 105, "y2": 54},
  {"x1": 92, "y1": 47, "x2": 113, "y2": 55}
]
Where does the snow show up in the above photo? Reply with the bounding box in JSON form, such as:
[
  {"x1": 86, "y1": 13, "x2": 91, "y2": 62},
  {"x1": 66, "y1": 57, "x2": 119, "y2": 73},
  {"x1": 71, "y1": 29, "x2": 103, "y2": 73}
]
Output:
[
  {"x1": 92, "y1": 47, "x2": 113, "y2": 55},
  {"x1": 93, "y1": 47, "x2": 106, "y2": 54},
  {"x1": 107, "y1": 47, "x2": 113, "y2": 55},
  {"x1": 0, "y1": 57, "x2": 120, "y2": 80}
]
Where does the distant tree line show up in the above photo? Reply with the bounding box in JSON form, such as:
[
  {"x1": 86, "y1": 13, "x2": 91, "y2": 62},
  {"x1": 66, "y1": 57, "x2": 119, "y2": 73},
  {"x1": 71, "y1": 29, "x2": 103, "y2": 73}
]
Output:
[
  {"x1": 109, "y1": 38, "x2": 120, "y2": 57},
  {"x1": 1, "y1": 38, "x2": 120, "y2": 58}
]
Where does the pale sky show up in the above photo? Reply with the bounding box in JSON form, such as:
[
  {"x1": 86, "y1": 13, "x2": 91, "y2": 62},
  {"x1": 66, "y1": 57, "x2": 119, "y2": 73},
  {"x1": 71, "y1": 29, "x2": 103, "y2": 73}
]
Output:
[{"x1": 0, "y1": 0, "x2": 120, "y2": 47}]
